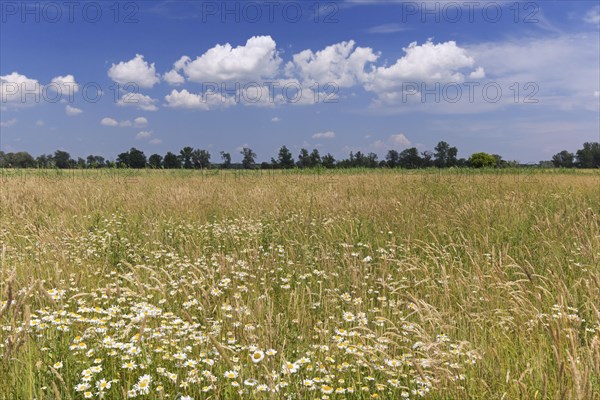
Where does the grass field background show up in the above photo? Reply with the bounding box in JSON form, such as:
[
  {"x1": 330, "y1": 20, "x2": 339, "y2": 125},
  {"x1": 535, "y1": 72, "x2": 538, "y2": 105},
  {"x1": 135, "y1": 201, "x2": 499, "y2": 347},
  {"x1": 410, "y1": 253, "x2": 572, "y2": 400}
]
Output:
[{"x1": 1, "y1": 169, "x2": 598, "y2": 399}]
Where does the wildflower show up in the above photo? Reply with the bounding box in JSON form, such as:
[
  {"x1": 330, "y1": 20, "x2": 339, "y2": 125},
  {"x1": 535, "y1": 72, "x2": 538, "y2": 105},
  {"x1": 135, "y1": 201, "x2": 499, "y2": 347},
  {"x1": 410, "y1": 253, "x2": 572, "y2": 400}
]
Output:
[
  {"x1": 96, "y1": 379, "x2": 111, "y2": 391},
  {"x1": 136, "y1": 374, "x2": 152, "y2": 394},
  {"x1": 256, "y1": 384, "x2": 269, "y2": 392},
  {"x1": 321, "y1": 385, "x2": 334, "y2": 394},
  {"x1": 122, "y1": 361, "x2": 137, "y2": 370},
  {"x1": 53, "y1": 361, "x2": 63, "y2": 369},
  {"x1": 224, "y1": 370, "x2": 238, "y2": 379},
  {"x1": 244, "y1": 378, "x2": 258, "y2": 386},
  {"x1": 251, "y1": 350, "x2": 265, "y2": 363},
  {"x1": 266, "y1": 349, "x2": 277, "y2": 356}
]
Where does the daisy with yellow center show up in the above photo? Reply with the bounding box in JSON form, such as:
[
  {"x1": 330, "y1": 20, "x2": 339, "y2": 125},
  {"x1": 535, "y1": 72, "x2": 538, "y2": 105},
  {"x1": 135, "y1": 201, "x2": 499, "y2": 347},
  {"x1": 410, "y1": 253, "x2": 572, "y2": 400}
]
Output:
[{"x1": 251, "y1": 350, "x2": 265, "y2": 363}]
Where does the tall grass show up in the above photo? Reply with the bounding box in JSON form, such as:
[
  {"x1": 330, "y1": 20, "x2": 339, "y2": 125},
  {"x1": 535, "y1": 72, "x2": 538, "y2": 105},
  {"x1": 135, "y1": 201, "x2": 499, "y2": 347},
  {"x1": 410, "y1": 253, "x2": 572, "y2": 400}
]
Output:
[{"x1": 0, "y1": 170, "x2": 598, "y2": 399}]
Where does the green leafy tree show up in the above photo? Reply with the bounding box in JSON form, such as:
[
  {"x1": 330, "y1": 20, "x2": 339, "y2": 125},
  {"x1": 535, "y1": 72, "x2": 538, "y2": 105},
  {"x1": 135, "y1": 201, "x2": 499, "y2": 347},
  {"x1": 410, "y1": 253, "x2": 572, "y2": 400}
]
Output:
[
  {"x1": 469, "y1": 152, "x2": 496, "y2": 168},
  {"x1": 128, "y1": 148, "x2": 147, "y2": 169},
  {"x1": 148, "y1": 154, "x2": 163, "y2": 168},
  {"x1": 277, "y1": 146, "x2": 295, "y2": 169},
  {"x1": 297, "y1": 148, "x2": 311, "y2": 168},
  {"x1": 322, "y1": 153, "x2": 336, "y2": 168},
  {"x1": 192, "y1": 149, "x2": 211, "y2": 169},
  {"x1": 386, "y1": 150, "x2": 400, "y2": 167},
  {"x1": 53, "y1": 150, "x2": 72, "y2": 169},
  {"x1": 309, "y1": 149, "x2": 321, "y2": 167},
  {"x1": 240, "y1": 148, "x2": 256, "y2": 169},
  {"x1": 575, "y1": 142, "x2": 600, "y2": 168},
  {"x1": 180, "y1": 147, "x2": 194, "y2": 169},
  {"x1": 551, "y1": 151, "x2": 574, "y2": 168},
  {"x1": 220, "y1": 151, "x2": 231, "y2": 169},
  {"x1": 163, "y1": 152, "x2": 180, "y2": 169},
  {"x1": 398, "y1": 148, "x2": 422, "y2": 169}
]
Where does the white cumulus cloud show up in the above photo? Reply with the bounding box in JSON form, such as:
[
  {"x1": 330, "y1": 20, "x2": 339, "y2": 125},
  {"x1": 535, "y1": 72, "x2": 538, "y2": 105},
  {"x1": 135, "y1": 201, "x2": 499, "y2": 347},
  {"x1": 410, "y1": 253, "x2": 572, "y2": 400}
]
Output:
[
  {"x1": 108, "y1": 54, "x2": 160, "y2": 88},
  {"x1": 101, "y1": 117, "x2": 119, "y2": 127},
  {"x1": 286, "y1": 40, "x2": 378, "y2": 87},
  {"x1": 0, "y1": 72, "x2": 42, "y2": 105},
  {"x1": 65, "y1": 105, "x2": 83, "y2": 116},
  {"x1": 117, "y1": 92, "x2": 158, "y2": 111},
  {"x1": 51, "y1": 75, "x2": 79, "y2": 94},
  {"x1": 136, "y1": 130, "x2": 153, "y2": 139},
  {"x1": 312, "y1": 131, "x2": 336, "y2": 139},
  {"x1": 134, "y1": 117, "x2": 148, "y2": 127},
  {"x1": 389, "y1": 133, "x2": 411, "y2": 146},
  {"x1": 366, "y1": 40, "x2": 480, "y2": 94},
  {"x1": 175, "y1": 36, "x2": 281, "y2": 82}
]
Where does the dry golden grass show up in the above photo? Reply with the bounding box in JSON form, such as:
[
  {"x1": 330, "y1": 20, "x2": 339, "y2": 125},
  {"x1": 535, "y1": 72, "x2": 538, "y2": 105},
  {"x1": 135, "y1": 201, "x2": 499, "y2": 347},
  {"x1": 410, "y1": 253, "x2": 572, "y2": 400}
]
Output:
[{"x1": 0, "y1": 169, "x2": 598, "y2": 399}]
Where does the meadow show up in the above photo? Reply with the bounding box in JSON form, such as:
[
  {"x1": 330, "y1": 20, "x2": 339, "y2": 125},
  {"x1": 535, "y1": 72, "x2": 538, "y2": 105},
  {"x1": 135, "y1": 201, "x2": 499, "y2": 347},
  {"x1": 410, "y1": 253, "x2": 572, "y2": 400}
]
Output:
[{"x1": 0, "y1": 169, "x2": 598, "y2": 399}]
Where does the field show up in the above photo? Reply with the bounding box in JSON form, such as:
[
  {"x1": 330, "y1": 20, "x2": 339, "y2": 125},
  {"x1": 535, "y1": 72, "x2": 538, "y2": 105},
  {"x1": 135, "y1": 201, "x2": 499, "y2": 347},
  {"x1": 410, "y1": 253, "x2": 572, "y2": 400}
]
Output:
[{"x1": 0, "y1": 169, "x2": 599, "y2": 399}]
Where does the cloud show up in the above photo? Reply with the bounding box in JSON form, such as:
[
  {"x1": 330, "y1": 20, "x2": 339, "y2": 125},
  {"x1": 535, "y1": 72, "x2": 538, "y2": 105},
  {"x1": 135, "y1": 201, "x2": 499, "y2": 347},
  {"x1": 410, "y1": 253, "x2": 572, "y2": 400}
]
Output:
[
  {"x1": 271, "y1": 117, "x2": 280, "y2": 122},
  {"x1": 149, "y1": 138, "x2": 163, "y2": 145},
  {"x1": 117, "y1": 92, "x2": 159, "y2": 111},
  {"x1": 175, "y1": 36, "x2": 281, "y2": 82},
  {"x1": 286, "y1": 40, "x2": 378, "y2": 87},
  {"x1": 389, "y1": 133, "x2": 411, "y2": 146},
  {"x1": 0, "y1": 72, "x2": 42, "y2": 105},
  {"x1": 51, "y1": 75, "x2": 79, "y2": 94},
  {"x1": 101, "y1": 117, "x2": 119, "y2": 126},
  {"x1": 65, "y1": 105, "x2": 83, "y2": 116},
  {"x1": 164, "y1": 89, "x2": 210, "y2": 110},
  {"x1": 119, "y1": 120, "x2": 132, "y2": 127},
  {"x1": 134, "y1": 117, "x2": 148, "y2": 127},
  {"x1": 365, "y1": 23, "x2": 407, "y2": 34},
  {"x1": 0, "y1": 118, "x2": 17, "y2": 127},
  {"x1": 583, "y1": 6, "x2": 600, "y2": 24},
  {"x1": 36, "y1": 120, "x2": 44, "y2": 126},
  {"x1": 136, "y1": 130, "x2": 153, "y2": 139},
  {"x1": 164, "y1": 89, "x2": 235, "y2": 110},
  {"x1": 108, "y1": 54, "x2": 160, "y2": 88},
  {"x1": 468, "y1": 67, "x2": 486, "y2": 79},
  {"x1": 312, "y1": 131, "x2": 336, "y2": 139},
  {"x1": 366, "y1": 40, "x2": 479, "y2": 94},
  {"x1": 163, "y1": 69, "x2": 185, "y2": 85},
  {"x1": 468, "y1": 33, "x2": 600, "y2": 112}
]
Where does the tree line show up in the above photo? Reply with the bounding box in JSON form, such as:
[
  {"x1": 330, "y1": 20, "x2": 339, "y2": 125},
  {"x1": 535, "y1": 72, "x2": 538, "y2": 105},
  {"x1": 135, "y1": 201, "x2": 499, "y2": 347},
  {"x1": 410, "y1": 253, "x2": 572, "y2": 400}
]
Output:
[{"x1": 1, "y1": 141, "x2": 598, "y2": 169}]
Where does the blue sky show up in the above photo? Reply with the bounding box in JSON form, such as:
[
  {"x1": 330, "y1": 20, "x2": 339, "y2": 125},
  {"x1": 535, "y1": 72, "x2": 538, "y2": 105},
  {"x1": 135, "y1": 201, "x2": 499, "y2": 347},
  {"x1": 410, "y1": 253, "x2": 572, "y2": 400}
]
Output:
[{"x1": 1, "y1": 0, "x2": 599, "y2": 163}]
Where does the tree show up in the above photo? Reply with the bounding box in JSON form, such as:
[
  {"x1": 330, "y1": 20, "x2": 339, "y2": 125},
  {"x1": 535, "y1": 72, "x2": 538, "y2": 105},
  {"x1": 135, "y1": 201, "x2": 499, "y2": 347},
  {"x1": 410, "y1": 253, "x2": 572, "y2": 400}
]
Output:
[
  {"x1": 492, "y1": 154, "x2": 509, "y2": 168},
  {"x1": 86, "y1": 155, "x2": 105, "y2": 168},
  {"x1": 192, "y1": 149, "x2": 211, "y2": 169},
  {"x1": 163, "y1": 152, "x2": 180, "y2": 169},
  {"x1": 180, "y1": 146, "x2": 194, "y2": 169},
  {"x1": 297, "y1": 148, "x2": 310, "y2": 168},
  {"x1": 53, "y1": 150, "x2": 72, "y2": 169},
  {"x1": 398, "y1": 148, "x2": 422, "y2": 169},
  {"x1": 220, "y1": 151, "x2": 231, "y2": 169},
  {"x1": 575, "y1": 142, "x2": 600, "y2": 168},
  {"x1": 386, "y1": 150, "x2": 400, "y2": 167},
  {"x1": 322, "y1": 153, "x2": 336, "y2": 168},
  {"x1": 469, "y1": 152, "x2": 496, "y2": 168},
  {"x1": 240, "y1": 147, "x2": 256, "y2": 169},
  {"x1": 551, "y1": 151, "x2": 574, "y2": 168},
  {"x1": 309, "y1": 149, "x2": 321, "y2": 167},
  {"x1": 366, "y1": 152, "x2": 378, "y2": 168},
  {"x1": 433, "y1": 141, "x2": 458, "y2": 168},
  {"x1": 1, "y1": 152, "x2": 36, "y2": 168},
  {"x1": 116, "y1": 151, "x2": 130, "y2": 167},
  {"x1": 148, "y1": 154, "x2": 163, "y2": 168},
  {"x1": 277, "y1": 146, "x2": 295, "y2": 169},
  {"x1": 128, "y1": 148, "x2": 147, "y2": 169}
]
